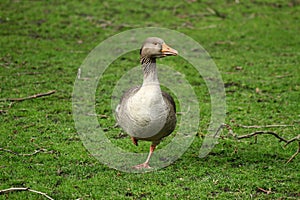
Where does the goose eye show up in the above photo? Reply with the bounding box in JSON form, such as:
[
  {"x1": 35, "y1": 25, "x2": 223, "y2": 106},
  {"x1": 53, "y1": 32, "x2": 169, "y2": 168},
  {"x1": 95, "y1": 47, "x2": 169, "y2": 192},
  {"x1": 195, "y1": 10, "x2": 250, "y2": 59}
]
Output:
[{"x1": 153, "y1": 42, "x2": 158, "y2": 45}]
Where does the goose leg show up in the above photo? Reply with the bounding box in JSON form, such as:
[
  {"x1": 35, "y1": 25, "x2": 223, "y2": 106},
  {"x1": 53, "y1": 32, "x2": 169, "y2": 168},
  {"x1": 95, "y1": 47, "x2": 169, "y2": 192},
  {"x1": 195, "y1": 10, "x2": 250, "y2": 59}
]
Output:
[
  {"x1": 131, "y1": 137, "x2": 138, "y2": 146},
  {"x1": 133, "y1": 144, "x2": 156, "y2": 169}
]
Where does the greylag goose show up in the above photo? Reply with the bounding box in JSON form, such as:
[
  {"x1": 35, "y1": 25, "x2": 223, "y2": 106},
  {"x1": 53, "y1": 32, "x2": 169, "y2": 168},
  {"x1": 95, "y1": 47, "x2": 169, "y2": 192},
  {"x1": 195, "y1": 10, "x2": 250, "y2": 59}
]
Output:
[{"x1": 115, "y1": 37, "x2": 178, "y2": 169}]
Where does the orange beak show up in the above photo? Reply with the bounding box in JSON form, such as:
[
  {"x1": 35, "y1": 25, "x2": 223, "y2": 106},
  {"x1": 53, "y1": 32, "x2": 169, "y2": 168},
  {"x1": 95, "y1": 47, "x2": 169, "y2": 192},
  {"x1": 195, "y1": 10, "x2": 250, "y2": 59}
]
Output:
[{"x1": 161, "y1": 43, "x2": 178, "y2": 56}]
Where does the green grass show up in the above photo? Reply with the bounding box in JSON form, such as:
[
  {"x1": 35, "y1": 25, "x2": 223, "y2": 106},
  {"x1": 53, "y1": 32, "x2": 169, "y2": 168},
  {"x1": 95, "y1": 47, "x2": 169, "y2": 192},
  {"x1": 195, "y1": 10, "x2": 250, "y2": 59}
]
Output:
[{"x1": 1, "y1": 0, "x2": 299, "y2": 199}]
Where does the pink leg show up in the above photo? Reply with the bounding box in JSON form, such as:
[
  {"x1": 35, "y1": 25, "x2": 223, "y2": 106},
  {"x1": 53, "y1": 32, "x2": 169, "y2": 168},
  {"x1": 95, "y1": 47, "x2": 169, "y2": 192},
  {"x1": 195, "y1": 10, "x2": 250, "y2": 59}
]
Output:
[{"x1": 133, "y1": 144, "x2": 156, "y2": 169}]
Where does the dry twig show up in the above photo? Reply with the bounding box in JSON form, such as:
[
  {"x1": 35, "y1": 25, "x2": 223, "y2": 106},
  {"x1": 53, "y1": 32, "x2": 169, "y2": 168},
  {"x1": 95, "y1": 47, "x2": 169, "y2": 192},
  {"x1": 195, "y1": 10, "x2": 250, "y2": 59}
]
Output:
[
  {"x1": 286, "y1": 141, "x2": 300, "y2": 164},
  {"x1": 86, "y1": 113, "x2": 108, "y2": 118},
  {"x1": 0, "y1": 148, "x2": 54, "y2": 156},
  {"x1": 1, "y1": 90, "x2": 56, "y2": 102},
  {"x1": 219, "y1": 123, "x2": 300, "y2": 163},
  {"x1": 237, "y1": 124, "x2": 294, "y2": 129},
  {"x1": 257, "y1": 187, "x2": 272, "y2": 195},
  {"x1": 0, "y1": 187, "x2": 54, "y2": 200},
  {"x1": 285, "y1": 135, "x2": 300, "y2": 146},
  {"x1": 236, "y1": 131, "x2": 288, "y2": 143}
]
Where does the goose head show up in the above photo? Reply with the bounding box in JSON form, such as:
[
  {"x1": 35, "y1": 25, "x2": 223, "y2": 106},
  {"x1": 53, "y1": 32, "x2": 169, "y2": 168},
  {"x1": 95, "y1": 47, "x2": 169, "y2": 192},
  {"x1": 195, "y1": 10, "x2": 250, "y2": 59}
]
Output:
[{"x1": 140, "y1": 37, "x2": 178, "y2": 59}]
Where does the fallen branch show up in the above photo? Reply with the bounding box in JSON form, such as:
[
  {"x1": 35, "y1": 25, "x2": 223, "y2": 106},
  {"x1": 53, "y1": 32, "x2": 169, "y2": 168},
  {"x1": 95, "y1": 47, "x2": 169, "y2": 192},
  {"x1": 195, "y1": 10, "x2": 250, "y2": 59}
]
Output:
[
  {"x1": 0, "y1": 187, "x2": 54, "y2": 200},
  {"x1": 257, "y1": 187, "x2": 272, "y2": 195},
  {"x1": 236, "y1": 131, "x2": 288, "y2": 143},
  {"x1": 14, "y1": 71, "x2": 42, "y2": 76},
  {"x1": 286, "y1": 141, "x2": 300, "y2": 164},
  {"x1": 1, "y1": 90, "x2": 56, "y2": 102},
  {"x1": 213, "y1": 123, "x2": 227, "y2": 138},
  {"x1": 285, "y1": 135, "x2": 300, "y2": 146},
  {"x1": 219, "y1": 123, "x2": 300, "y2": 163},
  {"x1": 86, "y1": 113, "x2": 108, "y2": 118},
  {"x1": 237, "y1": 124, "x2": 294, "y2": 129},
  {"x1": 0, "y1": 148, "x2": 54, "y2": 156}
]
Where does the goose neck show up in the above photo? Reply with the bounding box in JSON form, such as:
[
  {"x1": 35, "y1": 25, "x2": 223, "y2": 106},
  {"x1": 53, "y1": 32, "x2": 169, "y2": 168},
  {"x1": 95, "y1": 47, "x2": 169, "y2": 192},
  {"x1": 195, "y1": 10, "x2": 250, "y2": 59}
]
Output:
[{"x1": 141, "y1": 57, "x2": 159, "y2": 85}]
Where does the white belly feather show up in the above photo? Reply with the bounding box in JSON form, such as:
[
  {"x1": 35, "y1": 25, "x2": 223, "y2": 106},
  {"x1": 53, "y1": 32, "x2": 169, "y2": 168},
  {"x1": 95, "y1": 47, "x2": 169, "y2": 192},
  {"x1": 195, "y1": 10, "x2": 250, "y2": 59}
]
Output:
[{"x1": 125, "y1": 85, "x2": 169, "y2": 138}]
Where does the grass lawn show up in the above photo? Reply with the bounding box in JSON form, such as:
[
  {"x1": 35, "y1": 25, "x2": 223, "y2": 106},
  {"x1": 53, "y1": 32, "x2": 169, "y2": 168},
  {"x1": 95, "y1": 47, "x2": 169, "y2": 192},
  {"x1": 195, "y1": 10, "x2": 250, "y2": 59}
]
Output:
[{"x1": 1, "y1": 0, "x2": 299, "y2": 199}]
